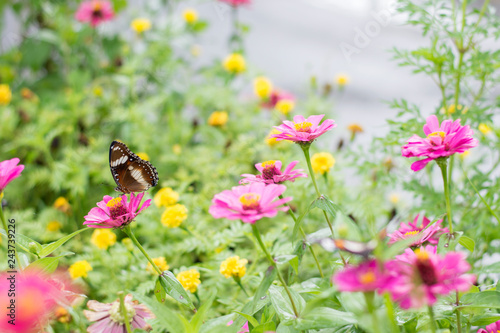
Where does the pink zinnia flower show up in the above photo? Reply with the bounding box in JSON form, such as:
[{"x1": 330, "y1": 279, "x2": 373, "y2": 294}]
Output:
[
  {"x1": 385, "y1": 245, "x2": 475, "y2": 309},
  {"x1": 388, "y1": 215, "x2": 448, "y2": 247},
  {"x1": 0, "y1": 271, "x2": 66, "y2": 333},
  {"x1": 84, "y1": 294, "x2": 154, "y2": 333},
  {"x1": 271, "y1": 114, "x2": 336, "y2": 143},
  {"x1": 477, "y1": 320, "x2": 500, "y2": 333},
  {"x1": 262, "y1": 90, "x2": 294, "y2": 109},
  {"x1": 240, "y1": 160, "x2": 307, "y2": 185},
  {"x1": 402, "y1": 115, "x2": 478, "y2": 171},
  {"x1": 75, "y1": 0, "x2": 114, "y2": 27},
  {"x1": 209, "y1": 183, "x2": 291, "y2": 224},
  {"x1": 333, "y1": 259, "x2": 389, "y2": 292},
  {"x1": 218, "y1": 0, "x2": 251, "y2": 7},
  {"x1": 84, "y1": 193, "x2": 151, "y2": 228},
  {"x1": 227, "y1": 320, "x2": 250, "y2": 333},
  {"x1": 0, "y1": 158, "x2": 24, "y2": 193}
]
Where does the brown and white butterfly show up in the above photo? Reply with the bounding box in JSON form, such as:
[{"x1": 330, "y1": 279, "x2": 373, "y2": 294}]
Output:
[{"x1": 109, "y1": 141, "x2": 159, "y2": 194}]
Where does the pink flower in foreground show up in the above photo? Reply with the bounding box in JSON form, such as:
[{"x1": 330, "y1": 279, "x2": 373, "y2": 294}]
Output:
[
  {"x1": 84, "y1": 193, "x2": 151, "y2": 229},
  {"x1": 262, "y1": 90, "x2": 294, "y2": 109},
  {"x1": 240, "y1": 160, "x2": 307, "y2": 185},
  {"x1": 385, "y1": 245, "x2": 475, "y2": 309},
  {"x1": 333, "y1": 259, "x2": 389, "y2": 292},
  {"x1": 75, "y1": 0, "x2": 114, "y2": 27},
  {"x1": 402, "y1": 115, "x2": 478, "y2": 171},
  {"x1": 218, "y1": 0, "x2": 251, "y2": 7},
  {"x1": 0, "y1": 271, "x2": 65, "y2": 333},
  {"x1": 477, "y1": 320, "x2": 500, "y2": 333},
  {"x1": 0, "y1": 158, "x2": 24, "y2": 193},
  {"x1": 84, "y1": 294, "x2": 154, "y2": 333},
  {"x1": 271, "y1": 114, "x2": 336, "y2": 143},
  {"x1": 209, "y1": 183, "x2": 291, "y2": 224},
  {"x1": 388, "y1": 215, "x2": 448, "y2": 247}
]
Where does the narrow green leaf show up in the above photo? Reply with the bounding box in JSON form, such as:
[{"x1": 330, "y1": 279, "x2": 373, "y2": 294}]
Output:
[
  {"x1": 190, "y1": 289, "x2": 217, "y2": 332},
  {"x1": 0, "y1": 229, "x2": 41, "y2": 253},
  {"x1": 459, "y1": 235, "x2": 475, "y2": 253},
  {"x1": 460, "y1": 291, "x2": 500, "y2": 309},
  {"x1": 154, "y1": 277, "x2": 166, "y2": 303},
  {"x1": 268, "y1": 285, "x2": 305, "y2": 323},
  {"x1": 159, "y1": 271, "x2": 196, "y2": 310},
  {"x1": 131, "y1": 292, "x2": 186, "y2": 333},
  {"x1": 437, "y1": 231, "x2": 463, "y2": 254},
  {"x1": 294, "y1": 307, "x2": 357, "y2": 330},
  {"x1": 292, "y1": 199, "x2": 317, "y2": 242},
  {"x1": 39, "y1": 228, "x2": 89, "y2": 258},
  {"x1": 233, "y1": 311, "x2": 260, "y2": 328},
  {"x1": 27, "y1": 257, "x2": 60, "y2": 274}
]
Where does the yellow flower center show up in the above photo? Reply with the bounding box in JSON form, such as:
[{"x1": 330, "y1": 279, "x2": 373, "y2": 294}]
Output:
[
  {"x1": 106, "y1": 197, "x2": 127, "y2": 219},
  {"x1": 261, "y1": 160, "x2": 276, "y2": 168},
  {"x1": 239, "y1": 193, "x2": 260, "y2": 210},
  {"x1": 93, "y1": 2, "x2": 102, "y2": 10},
  {"x1": 106, "y1": 197, "x2": 123, "y2": 208},
  {"x1": 427, "y1": 131, "x2": 446, "y2": 140},
  {"x1": 359, "y1": 271, "x2": 376, "y2": 285},
  {"x1": 294, "y1": 122, "x2": 312, "y2": 133},
  {"x1": 404, "y1": 230, "x2": 419, "y2": 237},
  {"x1": 415, "y1": 248, "x2": 430, "y2": 260}
]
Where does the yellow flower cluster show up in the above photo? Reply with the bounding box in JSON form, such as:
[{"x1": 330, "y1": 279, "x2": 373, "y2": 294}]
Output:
[
  {"x1": 183, "y1": 9, "x2": 198, "y2": 24},
  {"x1": 147, "y1": 257, "x2": 170, "y2": 274},
  {"x1": 68, "y1": 260, "x2": 93, "y2": 279},
  {"x1": 253, "y1": 77, "x2": 273, "y2": 99},
  {"x1": 208, "y1": 111, "x2": 228, "y2": 127},
  {"x1": 311, "y1": 152, "x2": 335, "y2": 175},
  {"x1": 176, "y1": 269, "x2": 201, "y2": 293},
  {"x1": 136, "y1": 152, "x2": 150, "y2": 161},
  {"x1": 131, "y1": 18, "x2": 152, "y2": 33},
  {"x1": 479, "y1": 123, "x2": 492, "y2": 135},
  {"x1": 46, "y1": 221, "x2": 62, "y2": 232},
  {"x1": 266, "y1": 129, "x2": 281, "y2": 147},
  {"x1": 161, "y1": 204, "x2": 188, "y2": 228},
  {"x1": 275, "y1": 99, "x2": 295, "y2": 115},
  {"x1": 223, "y1": 53, "x2": 246, "y2": 74},
  {"x1": 219, "y1": 256, "x2": 247, "y2": 279},
  {"x1": 0, "y1": 84, "x2": 12, "y2": 105},
  {"x1": 335, "y1": 74, "x2": 349, "y2": 87},
  {"x1": 441, "y1": 104, "x2": 468, "y2": 115},
  {"x1": 154, "y1": 187, "x2": 179, "y2": 208},
  {"x1": 54, "y1": 197, "x2": 71, "y2": 214},
  {"x1": 90, "y1": 229, "x2": 117, "y2": 250}
]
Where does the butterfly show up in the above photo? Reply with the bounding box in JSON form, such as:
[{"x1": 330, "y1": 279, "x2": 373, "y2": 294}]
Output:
[
  {"x1": 317, "y1": 238, "x2": 377, "y2": 258},
  {"x1": 109, "y1": 141, "x2": 159, "y2": 194}
]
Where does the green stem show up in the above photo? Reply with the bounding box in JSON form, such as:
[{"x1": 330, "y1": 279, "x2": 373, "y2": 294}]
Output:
[
  {"x1": 122, "y1": 225, "x2": 162, "y2": 275},
  {"x1": 427, "y1": 305, "x2": 437, "y2": 333},
  {"x1": 235, "y1": 278, "x2": 249, "y2": 296},
  {"x1": 0, "y1": 203, "x2": 21, "y2": 269},
  {"x1": 280, "y1": 195, "x2": 324, "y2": 278},
  {"x1": 456, "y1": 291, "x2": 462, "y2": 333},
  {"x1": 438, "y1": 160, "x2": 453, "y2": 233},
  {"x1": 251, "y1": 224, "x2": 299, "y2": 318},
  {"x1": 384, "y1": 293, "x2": 399, "y2": 333},
  {"x1": 453, "y1": 0, "x2": 468, "y2": 109},
  {"x1": 118, "y1": 292, "x2": 133, "y2": 333},
  {"x1": 364, "y1": 292, "x2": 381, "y2": 333}
]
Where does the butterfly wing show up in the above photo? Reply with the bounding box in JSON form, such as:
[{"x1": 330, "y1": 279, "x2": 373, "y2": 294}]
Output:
[{"x1": 109, "y1": 141, "x2": 159, "y2": 194}]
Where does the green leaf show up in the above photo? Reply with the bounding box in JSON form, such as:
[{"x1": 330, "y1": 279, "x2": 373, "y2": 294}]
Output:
[
  {"x1": 437, "y1": 231, "x2": 463, "y2": 254},
  {"x1": 294, "y1": 307, "x2": 357, "y2": 330},
  {"x1": 292, "y1": 199, "x2": 317, "y2": 242},
  {"x1": 190, "y1": 289, "x2": 217, "y2": 332},
  {"x1": 159, "y1": 271, "x2": 196, "y2": 310},
  {"x1": 199, "y1": 314, "x2": 235, "y2": 333},
  {"x1": 252, "y1": 321, "x2": 277, "y2": 333},
  {"x1": 233, "y1": 311, "x2": 260, "y2": 328},
  {"x1": 460, "y1": 291, "x2": 500, "y2": 309},
  {"x1": 458, "y1": 235, "x2": 475, "y2": 253},
  {"x1": 131, "y1": 292, "x2": 186, "y2": 333},
  {"x1": 154, "y1": 277, "x2": 167, "y2": 303},
  {"x1": 268, "y1": 285, "x2": 305, "y2": 323},
  {"x1": 27, "y1": 257, "x2": 59, "y2": 274},
  {"x1": 0, "y1": 229, "x2": 42, "y2": 253},
  {"x1": 312, "y1": 195, "x2": 342, "y2": 220},
  {"x1": 38, "y1": 228, "x2": 89, "y2": 258},
  {"x1": 470, "y1": 314, "x2": 500, "y2": 326}
]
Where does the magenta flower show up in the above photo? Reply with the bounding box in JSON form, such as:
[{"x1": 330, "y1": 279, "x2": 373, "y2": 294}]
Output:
[
  {"x1": 240, "y1": 160, "x2": 307, "y2": 185},
  {"x1": 83, "y1": 193, "x2": 151, "y2": 229},
  {"x1": 75, "y1": 0, "x2": 114, "y2": 27},
  {"x1": 385, "y1": 245, "x2": 475, "y2": 309},
  {"x1": 477, "y1": 320, "x2": 500, "y2": 333},
  {"x1": 387, "y1": 215, "x2": 448, "y2": 247},
  {"x1": 271, "y1": 114, "x2": 336, "y2": 143},
  {"x1": 402, "y1": 115, "x2": 478, "y2": 171},
  {"x1": 226, "y1": 321, "x2": 250, "y2": 333},
  {"x1": 218, "y1": 0, "x2": 251, "y2": 6},
  {"x1": 84, "y1": 294, "x2": 154, "y2": 333},
  {"x1": 262, "y1": 90, "x2": 294, "y2": 109},
  {"x1": 333, "y1": 259, "x2": 389, "y2": 292},
  {"x1": 0, "y1": 158, "x2": 24, "y2": 193},
  {"x1": 209, "y1": 183, "x2": 291, "y2": 224}
]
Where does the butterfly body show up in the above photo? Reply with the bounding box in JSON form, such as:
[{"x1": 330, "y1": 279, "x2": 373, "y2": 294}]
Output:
[{"x1": 109, "y1": 141, "x2": 159, "y2": 194}]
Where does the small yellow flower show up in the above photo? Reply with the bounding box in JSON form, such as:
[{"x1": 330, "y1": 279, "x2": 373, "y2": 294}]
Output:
[
  {"x1": 136, "y1": 152, "x2": 150, "y2": 161},
  {"x1": 55, "y1": 307, "x2": 71, "y2": 323},
  {"x1": 0, "y1": 84, "x2": 12, "y2": 106},
  {"x1": 253, "y1": 77, "x2": 273, "y2": 99},
  {"x1": 147, "y1": 256, "x2": 170, "y2": 274},
  {"x1": 275, "y1": 99, "x2": 295, "y2": 115},
  {"x1": 389, "y1": 193, "x2": 400, "y2": 204},
  {"x1": 154, "y1": 187, "x2": 180, "y2": 208},
  {"x1": 441, "y1": 104, "x2": 468, "y2": 115},
  {"x1": 172, "y1": 144, "x2": 182, "y2": 155},
  {"x1": 266, "y1": 129, "x2": 281, "y2": 146},
  {"x1": 335, "y1": 74, "x2": 349, "y2": 87},
  {"x1": 161, "y1": 204, "x2": 188, "y2": 228},
  {"x1": 220, "y1": 256, "x2": 248, "y2": 279},
  {"x1": 311, "y1": 152, "x2": 335, "y2": 175},
  {"x1": 122, "y1": 238, "x2": 134, "y2": 251},
  {"x1": 183, "y1": 9, "x2": 198, "y2": 24},
  {"x1": 131, "y1": 18, "x2": 152, "y2": 34},
  {"x1": 46, "y1": 221, "x2": 62, "y2": 232},
  {"x1": 68, "y1": 260, "x2": 92, "y2": 280},
  {"x1": 208, "y1": 111, "x2": 228, "y2": 127},
  {"x1": 223, "y1": 54, "x2": 246, "y2": 74},
  {"x1": 93, "y1": 86, "x2": 103, "y2": 97},
  {"x1": 459, "y1": 150, "x2": 471, "y2": 160},
  {"x1": 54, "y1": 197, "x2": 71, "y2": 214},
  {"x1": 176, "y1": 269, "x2": 201, "y2": 293},
  {"x1": 347, "y1": 123, "x2": 363, "y2": 133},
  {"x1": 90, "y1": 229, "x2": 117, "y2": 250},
  {"x1": 479, "y1": 123, "x2": 492, "y2": 135}
]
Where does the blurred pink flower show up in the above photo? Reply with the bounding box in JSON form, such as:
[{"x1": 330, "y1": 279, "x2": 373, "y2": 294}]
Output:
[
  {"x1": 477, "y1": 320, "x2": 500, "y2": 333},
  {"x1": 402, "y1": 115, "x2": 478, "y2": 171},
  {"x1": 271, "y1": 114, "x2": 336, "y2": 143},
  {"x1": 0, "y1": 158, "x2": 24, "y2": 193},
  {"x1": 333, "y1": 259, "x2": 389, "y2": 292},
  {"x1": 218, "y1": 0, "x2": 252, "y2": 7},
  {"x1": 75, "y1": 0, "x2": 114, "y2": 27},
  {"x1": 83, "y1": 193, "x2": 151, "y2": 229},
  {"x1": 84, "y1": 294, "x2": 154, "y2": 333},
  {"x1": 387, "y1": 215, "x2": 448, "y2": 247},
  {"x1": 0, "y1": 271, "x2": 66, "y2": 333},
  {"x1": 240, "y1": 160, "x2": 307, "y2": 185},
  {"x1": 227, "y1": 320, "x2": 250, "y2": 332},
  {"x1": 262, "y1": 90, "x2": 294, "y2": 109},
  {"x1": 385, "y1": 245, "x2": 475, "y2": 309},
  {"x1": 209, "y1": 183, "x2": 291, "y2": 224}
]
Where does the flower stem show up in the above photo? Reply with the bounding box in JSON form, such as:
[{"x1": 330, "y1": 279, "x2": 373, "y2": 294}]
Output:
[
  {"x1": 118, "y1": 292, "x2": 133, "y2": 333},
  {"x1": 123, "y1": 225, "x2": 162, "y2": 275},
  {"x1": 456, "y1": 291, "x2": 462, "y2": 333},
  {"x1": 280, "y1": 195, "x2": 324, "y2": 278},
  {"x1": 438, "y1": 160, "x2": 453, "y2": 233},
  {"x1": 364, "y1": 291, "x2": 381, "y2": 333},
  {"x1": 251, "y1": 224, "x2": 299, "y2": 318},
  {"x1": 427, "y1": 305, "x2": 437, "y2": 333},
  {"x1": 234, "y1": 277, "x2": 249, "y2": 296},
  {"x1": 0, "y1": 203, "x2": 21, "y2": 268}
]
